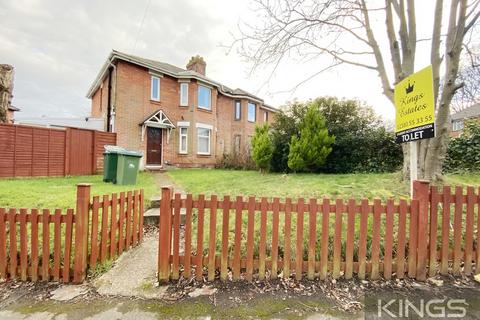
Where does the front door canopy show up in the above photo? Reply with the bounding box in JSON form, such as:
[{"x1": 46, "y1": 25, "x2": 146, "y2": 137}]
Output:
[
  {"x1": 139, "y1": 109, "x2": 176, "y2": 129},
  {"x1": 140, "y1": 109, "x2": 175, "y2": 142}
]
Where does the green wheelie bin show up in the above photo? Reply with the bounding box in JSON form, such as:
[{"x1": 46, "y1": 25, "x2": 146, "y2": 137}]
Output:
[
  {"x1": 115, "y1": 150, "x2": 143, "y2": 185},
  {"x1": 103, "y1": 145, "x2": 126, "y2": 183}
]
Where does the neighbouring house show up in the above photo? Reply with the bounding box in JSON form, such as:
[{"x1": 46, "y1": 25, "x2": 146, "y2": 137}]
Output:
[
  {"x1": 87, "y1": 50, "x2": 276, "y2": 169},
  {"x1": 7, "y1": 105, "x2": 19, "y2": 123},
  {"x1": 451, "y1": 103, "x2": 480, "y2": 138},
  {"x1": 15, "y1": 116, "x2": 104, "y2": 130}
]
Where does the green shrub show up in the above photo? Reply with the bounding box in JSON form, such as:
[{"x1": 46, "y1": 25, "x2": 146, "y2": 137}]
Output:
[
  {"x1": 444, "y1": 120, "x2": 480, "y2": 172},
  {"x1": 251, "y1": 124, "x2": 274, "y2": 172},
  {"x1": 287, "y1": 106, "x2": 334, "y2": 172}
]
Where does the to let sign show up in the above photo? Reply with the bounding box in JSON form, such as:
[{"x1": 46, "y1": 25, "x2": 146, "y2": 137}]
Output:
[{"x1": 394, "y1": 65, "x2": 435, "y2": 143}]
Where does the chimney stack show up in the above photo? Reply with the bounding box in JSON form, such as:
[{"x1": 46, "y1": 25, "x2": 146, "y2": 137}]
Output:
[{"x1": 186, "y1": 55, "x2": 206, "y2": 76}]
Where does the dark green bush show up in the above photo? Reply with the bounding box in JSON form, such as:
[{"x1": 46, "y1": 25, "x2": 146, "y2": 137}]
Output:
[
  {"x1": 270, "y1": 97, "x2": 403, "y2": 173},
  {"x1": 444, "y1": 120, "x2": 480, "y2": 172}
]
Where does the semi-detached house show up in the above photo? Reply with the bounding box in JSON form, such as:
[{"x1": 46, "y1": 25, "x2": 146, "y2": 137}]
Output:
[{"x1": 87, "y1": 50, "x2": 276, "y2": 169}]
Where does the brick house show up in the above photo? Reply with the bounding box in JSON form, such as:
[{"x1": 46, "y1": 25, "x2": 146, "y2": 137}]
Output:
[
  {"x1": 451, "y1": 103, "x2": 480, "y2": 138},
  {"x1": 87, "y1": 50, "x2": 276, "y2": 169}
]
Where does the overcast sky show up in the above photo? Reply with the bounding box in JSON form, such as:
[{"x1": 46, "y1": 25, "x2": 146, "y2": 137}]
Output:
[{"x1": 1, "y1": 0, "x2": 443, "y2": 121}]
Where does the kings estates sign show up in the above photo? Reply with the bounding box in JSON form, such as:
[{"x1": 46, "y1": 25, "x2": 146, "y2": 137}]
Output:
[{"x1": 394, "y1": 65, "x2": 435, "y2": 143}]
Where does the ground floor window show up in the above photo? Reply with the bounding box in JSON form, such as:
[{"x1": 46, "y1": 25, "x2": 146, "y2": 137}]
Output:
[
  {"x1": 233, "y1": 135, "x2": 241, "y2": 154},
  {"x1": 197, "y1": 127, "x2": 211, "y2": 155},
  {"x1": 179, "y1": 127, "x2": 188, "y2": 154},
  {"x1": 452, "y1": 120, "x2": 464, "y2": 132}
]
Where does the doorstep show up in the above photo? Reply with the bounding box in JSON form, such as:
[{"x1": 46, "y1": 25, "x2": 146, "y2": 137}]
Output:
[{"x1": 145, "y1": 165, "x2": 165, "y2": 172}]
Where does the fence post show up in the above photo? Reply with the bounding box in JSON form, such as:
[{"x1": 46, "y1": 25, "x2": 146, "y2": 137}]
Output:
[
  {"x1": 412, "y1": 180, "x2": 430, "y2": 281},
  {"x1": 73, "y1": 183, "x2": 91, "y2": 283},
  {"x1": 158, "y1": 186, "x2": 173, "y2": 283}
]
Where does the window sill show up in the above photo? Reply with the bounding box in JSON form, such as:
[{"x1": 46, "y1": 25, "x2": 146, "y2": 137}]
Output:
[
  {"x1": 197, "y1": 153, "x2": 211, "y2": 157},
  {"x1": 150, "y1": 99, "x2": 162, "y2": 105},
  {"x1": 247, "y1": 120, "x2": 256, "y2": 123},
  {"x1": 178, "y1": 152, "x2": 189, "y2": 156},
  {"x1": 197, "y1": 107, "x2": 213, "y2": 113}
]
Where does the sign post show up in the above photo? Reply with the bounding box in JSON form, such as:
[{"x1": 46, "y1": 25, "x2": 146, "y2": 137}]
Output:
[{"x1": 394, "y1": 65, "x2": 435, "y2": 196}]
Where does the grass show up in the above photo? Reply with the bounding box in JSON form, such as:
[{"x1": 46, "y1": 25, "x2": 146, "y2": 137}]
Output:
[
  {"x1": 168, "y1": 169, "x2": 480, "y2": 200},
  {"x1": 0, "y1": 172, "x2": 158, "y2": 211},
  {"x1": 168, "y1": 169, "x2": 411, "y2": 200},
  {"x1": 167, "y1": 169, "x2": 480, "y2": 263},
  {"x1": 0, "y1": 172, "x2": 158, "y2": 274}
]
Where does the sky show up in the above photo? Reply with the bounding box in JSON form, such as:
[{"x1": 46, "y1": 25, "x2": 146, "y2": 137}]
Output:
[{"x1": 1, "y1": 0, "x2": 442, "y2": 122}]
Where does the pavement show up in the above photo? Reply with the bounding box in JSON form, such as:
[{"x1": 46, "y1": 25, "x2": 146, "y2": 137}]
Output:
[{"x1": 93, "y1": 233, "x2": 168, "y2": 299}]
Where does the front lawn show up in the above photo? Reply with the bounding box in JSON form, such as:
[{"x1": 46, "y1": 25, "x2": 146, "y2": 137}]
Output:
[
  {"x1": 167, "y1": 169, "x2": 480, "y2": 200},
  {"x1": 0, "y1": 172, "x2": 158, "y2": 211}
]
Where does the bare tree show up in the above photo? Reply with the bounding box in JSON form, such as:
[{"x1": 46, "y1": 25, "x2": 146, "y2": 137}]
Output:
[
  {"x1": 0, "y1": 64, "x2": 14, "y2": 123},
  {"x1": 234, "y1": 0, "x2": 480, "y2": 181},
  {"x1": 451, "y1": 46, "x2": 480, "y2": 112}
]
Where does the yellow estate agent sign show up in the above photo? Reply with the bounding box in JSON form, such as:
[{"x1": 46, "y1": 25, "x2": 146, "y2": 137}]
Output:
[{"x1": 394, "y1": 65, "x2": 435, "y2": 143}]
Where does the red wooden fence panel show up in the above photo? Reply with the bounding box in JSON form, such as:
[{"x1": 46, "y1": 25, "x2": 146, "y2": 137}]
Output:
[
  {"x1": 158, "y1": 182, "x2": 480, "y2": 283},
  {"x1": 0, "y1": 123, "x2": 116, "y2": 178},
  {"x1": 0, "y1": 185, "x2": 144, "y2": 283}
]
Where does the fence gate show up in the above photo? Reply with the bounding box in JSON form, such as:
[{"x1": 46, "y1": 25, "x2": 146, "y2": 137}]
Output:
[
  {"x1": 158, "y1": 181, "x2": 480, "y2": 283},
  {"x1": 68, "y1": 128, "x2": 94, "y2": 175}
]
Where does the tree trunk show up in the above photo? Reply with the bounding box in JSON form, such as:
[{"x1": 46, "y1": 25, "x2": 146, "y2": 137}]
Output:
[
  {"x1": 421, "y1": 0, "x2": 466, "y2": 182},
  {"x1": 0, "y1": 64, "x2": 14, "y2": 123}
]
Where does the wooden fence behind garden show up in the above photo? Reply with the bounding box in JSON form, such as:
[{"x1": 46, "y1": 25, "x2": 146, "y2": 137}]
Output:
[
  {"x1": 0, "y1": 185, "x2": 144, "y2": 283},
  {"x1": 0, "y1": 123, "x2": 116, "y2": 177},
  {"x1": 158, "y1": 181, "x2": 480, "y2": 282}
]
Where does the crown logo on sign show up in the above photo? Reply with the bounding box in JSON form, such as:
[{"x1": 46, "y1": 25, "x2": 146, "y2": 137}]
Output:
[{"x1": 405, "y1": 81, "x2": 415, "y2": 94}]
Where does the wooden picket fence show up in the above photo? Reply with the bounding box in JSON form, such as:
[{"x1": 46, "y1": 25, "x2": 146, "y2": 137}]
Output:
[
  {"x1": 0, "y1": 185, "x2": 144, "y2": 283},
  {"x1": 158, "y1": 181, "x2": 480, "y2": 282}
]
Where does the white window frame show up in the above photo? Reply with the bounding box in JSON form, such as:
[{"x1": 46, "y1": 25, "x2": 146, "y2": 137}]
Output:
[
  {"x1": 196, "y1": 123, "x2": 213, "y2": 155},
  {"x1": 263, "y1": 111, "x2": 268, "y2": 122},
  {"x1": 198, "y1": 85, "x2": 212, "y2": 110},
  {"x1": 151, "y1": 76, "x2": 161, "y2": 101},
  {"x1": 234, "y1": 100, "x2": 241, "y2": 120},
  {"x1": 180, "y1": 83, "x2": 189, "y2": 106},
  {"x1": 452, "y1": 120, "x2": 464, "y2": 132},
  {"x1": 179, "y1": 127, "x2": 188, "y2": 154},
  {"x1": 234, "y1": 134, "x2": 241, "y2": 154},
  {"x1": 248, "y1": 102, "x2": 256, "y2": 122}
]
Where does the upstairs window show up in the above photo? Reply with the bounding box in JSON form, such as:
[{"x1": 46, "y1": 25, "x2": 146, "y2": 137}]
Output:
[
  {"x1": 248, "y1": 102, "x2": 256, "y2": 122},
  {"x1": 198, "y1": 85, "x2": 211, "y2": 110},
  {"x1": 234, "y1": 100, "x2": 241, "y2": 120},
  {"x1": 151, "y1": 76, "x2": 160, "y2": 101},
  {"x1": 150, "y1": 76, "x2": 160, "y2": 101},
  {"x1": 180, "y1": 83, "x2": 189, "y2": 106}
]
